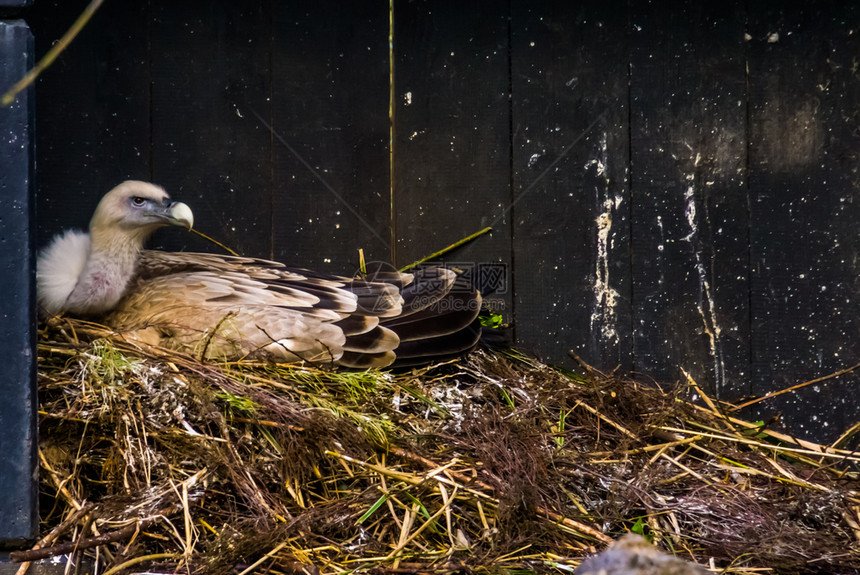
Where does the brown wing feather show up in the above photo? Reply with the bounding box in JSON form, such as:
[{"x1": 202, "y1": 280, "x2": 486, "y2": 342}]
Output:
[
  {"x1": 108, "y1": 251, "x2": 481, "y2": 367},
  {"x1": 390, "y1": 318, "x2": 483, "y2": 363},
  {"x1": 106, "y1": 251, "x2": 409, "y2": 365}
]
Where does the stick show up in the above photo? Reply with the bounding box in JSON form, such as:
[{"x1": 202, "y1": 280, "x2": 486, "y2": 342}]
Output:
[
  {"x1": 385, "y1": 489, "x2": 458, "y2": 560},
  {"x1": 10, "y1": 523, "x2": 139, "y2": 562},
  {"x1": 2, "y1": 0, "x2": 106, "y2": 106},
  {"x1": 236, "y1": 541, "x2": 289, "y2": 575},
  {"x1": 14, "y1": 503, "x2": 94, "y2": 575},
  {"x1": 39, "y1": 448, "x2": 84, "y2": 511},
  {"x1": 101, "y1": 553, "x2": 180, "y2": 575},
  {"x1": 190, "y1": 228, "x2": 239, "y2": 256},
  {"x1": 398, "y1": 227, "x2": 492, "y2": 272},
  {"x1": 731, "y1": 360, "x2": 860, "y2": 410}
]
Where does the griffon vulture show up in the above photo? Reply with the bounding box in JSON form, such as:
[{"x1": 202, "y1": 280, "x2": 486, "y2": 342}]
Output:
[{"x1": 37, "y1": 181, "x2": 483, "y2": 368}]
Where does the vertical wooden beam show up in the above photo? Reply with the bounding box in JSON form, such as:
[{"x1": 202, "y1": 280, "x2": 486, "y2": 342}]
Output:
[
  {"x1": 510, "y1": 1, "x2": 632, "y2": 369},
  {"x1": 0, "y1": 18, "x2": 37, "y2": 546},
  {"x1": 629, "y1": 0, "x2": 749, "y2": 397},
  {"x1": 393, "y1": 0, "x2": 512, "y2": 315},
  {"x1": 747, "y1": 2, "x2": 860, "y2": 442},
  {"x1": 150, "y1": 0, "x2": 273, "y2": 257},
  {"x1": 270, "y1": 1, "x2": 390, "y2": 273}
]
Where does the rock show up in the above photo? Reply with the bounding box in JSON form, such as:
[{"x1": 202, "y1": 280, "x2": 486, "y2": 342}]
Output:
[{"x1": 575, "y1": 534, "x2": 710, "y2": 575}]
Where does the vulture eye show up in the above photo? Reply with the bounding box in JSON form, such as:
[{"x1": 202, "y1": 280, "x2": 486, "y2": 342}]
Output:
[{"x1": 131, "y1": 196, "x2": 146, "y2": 207}]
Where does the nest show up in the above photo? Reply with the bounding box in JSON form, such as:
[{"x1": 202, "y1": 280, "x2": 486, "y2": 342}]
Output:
[{"x1": 19, "y1": 318, "x2": 860, "y2": 574}]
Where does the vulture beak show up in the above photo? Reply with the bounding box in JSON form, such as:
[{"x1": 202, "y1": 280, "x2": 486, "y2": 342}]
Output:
[{"x1": 163, "y1": 201, "x2": 194, "y2": 230}]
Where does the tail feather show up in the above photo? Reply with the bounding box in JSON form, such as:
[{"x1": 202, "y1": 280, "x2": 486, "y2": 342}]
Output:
[
  {"x1": 381, "y1": 267, "x2": 483, "y2": 363},
  {"x1": 338, "y1": 350, "x2": 397, "y2": 369},
  {"x1": 384, "y1": 290, "x2": 481, "y2": 341},
  {"x1": 396, "y1": 267, "x2": 458, "y2": 317},
  {"x1": 334, "y1": 315, "x2": 379, "y2": 336},
  {"x1": 342, "y1": 325, "x2": 400, "y2": 354},
  {"x1": 391, "y1": 317, "x2": 483, "y2": 365}
]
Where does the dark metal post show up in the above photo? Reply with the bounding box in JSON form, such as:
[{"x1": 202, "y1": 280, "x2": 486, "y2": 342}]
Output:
[{"x1": 0, "y1": 14, "x2": 38, "y2": 549}]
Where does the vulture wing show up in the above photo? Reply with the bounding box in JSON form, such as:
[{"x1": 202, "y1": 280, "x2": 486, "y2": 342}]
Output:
[{"x1": 105, "y1": 251, "x2": 481, "y2": 368}]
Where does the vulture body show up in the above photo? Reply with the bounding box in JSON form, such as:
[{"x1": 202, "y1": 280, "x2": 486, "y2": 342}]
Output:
[{"x1": 37, "y1": 181, "x2": 482, "y2": 368}]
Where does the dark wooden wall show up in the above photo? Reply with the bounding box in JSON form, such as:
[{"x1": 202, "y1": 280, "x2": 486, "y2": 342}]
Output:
[{"x1": 25, "y1": 0, "x2": 860, "y2": 445}]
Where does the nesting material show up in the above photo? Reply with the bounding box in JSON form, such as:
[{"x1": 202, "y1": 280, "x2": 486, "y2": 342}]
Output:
[{"x1": 23, "y1": 317, "x2": 860, "y2": 574}]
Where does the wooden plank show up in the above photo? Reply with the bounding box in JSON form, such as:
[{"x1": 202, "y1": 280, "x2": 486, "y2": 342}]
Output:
[
  {"x1": 28, "y1": 0, "x2": 151, "y2": 247},
  {"x1": 393, "y1": 0, "x2": 511, "y2": 315},
  {"x1": 150, "y1": 0, "x2": 273, "y2": 257},
  {"x1": 0, "y1": 19, "x2": 37, "y2": 545},
  {"x1": 270, "y1": 1, "x2": 390, "y2": 273},
  {"x1": 747, "y1": 2, "x2": 860, "y2": 443},
  {"x1": 629, "y1": 0, "x2": 749, "y2": 397},
  {"x1": 510, "y1": 1, "x2": 631, "y2": 369}
]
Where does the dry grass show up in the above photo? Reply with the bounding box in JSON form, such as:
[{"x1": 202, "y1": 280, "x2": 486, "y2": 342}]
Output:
[{"x1": 18, "y1": 317, "x2": 860, "y2": 574}]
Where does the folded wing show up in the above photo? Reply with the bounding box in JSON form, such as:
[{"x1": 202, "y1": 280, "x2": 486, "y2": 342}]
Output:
[{"x1": 106, "y1": 251, "x2": 481, "y2": 368}]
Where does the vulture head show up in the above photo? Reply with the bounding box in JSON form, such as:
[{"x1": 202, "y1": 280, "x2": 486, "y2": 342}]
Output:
[
  {"x1": 38, "y1": 181, "x2": 483, "y2": 368},
  {"x1": 90, "y1": 180, "x2": 194, "y2": 240},
  {"x1": 37, "y1": 181, "x2": 193, "y2": 317}
]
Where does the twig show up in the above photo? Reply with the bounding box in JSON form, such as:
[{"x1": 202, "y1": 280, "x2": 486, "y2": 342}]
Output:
[
  {"x1": 659, "y1": 452, "x2": 712, "y2": 486},
  {"x1": 832, "y1": 421, "x2": 860, "y2": 451},
  {"x1": 391, "y1": 503, "x2": 419, "y2": 570},
  {"x1": 684, "y1": 401, "x2": 860, "y2": 463},
  {"x1": 39, "y1": 448, "x2": 84, "y2": 511},
  {"x1": 101, "y1": 553, "x2": 180, "y2": 575},
  {"x1": 10, "y1": 497, "x2": 189, "y2": 564},
  {"x1": 236, "y1": 541, "x2": 289, "y2": 575},
  {"x1": 574, "y1": 399, "x2": 638, "y2": 441},
  {"x1": 2, "y1": 0, "x2": 106, "y2": 106},
  {"x1": 731, "y1": 360, "x2": 860, "y2": 410},
  {"x1": 681, "y1": 368, "x2": 734, "y2": 433},
  {"x1": 190, "y1": 228, "x2": 240, "y2": 256},
  {"x1": 567, "y1": 349, "x2": 604, "y2": 377},
  {"x1": 385, "y1": 488, "x2": 459, "y2": 560},
  {"x1": 358, "y1": 248, "x2": 367, "y2": 276},
  {"x1": 398, "y1": 226, "x2": 492, "y2": 272},
  {"x1": 656, "y1": 425, "x2": 860, "y2": 464},
  {"x1": 438, "y1": 483, "x2": 456, "y2": 551},
  {"x1": 12, "y1": 467, "x2": 208, "y2": 563},
  {"x1": 10, "y1": 523, "x2": 139, "y2": 562},
  {"x1": 14, "y1": 503, "x2": 94, "y2": 575}
]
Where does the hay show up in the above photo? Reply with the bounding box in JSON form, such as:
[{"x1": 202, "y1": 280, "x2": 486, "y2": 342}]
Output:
[{"x1": 18, "y1": 317, "x2": 860, "y2": 574}]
